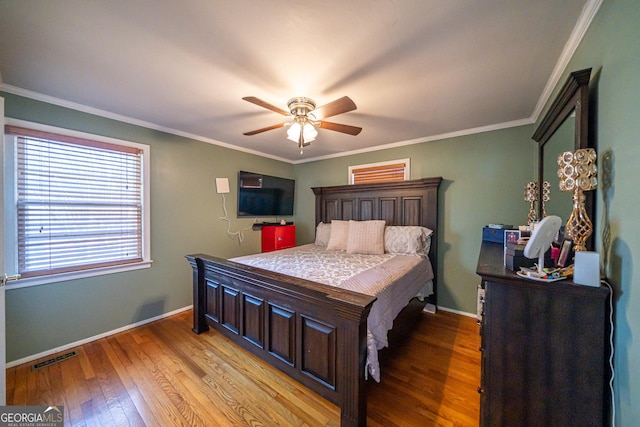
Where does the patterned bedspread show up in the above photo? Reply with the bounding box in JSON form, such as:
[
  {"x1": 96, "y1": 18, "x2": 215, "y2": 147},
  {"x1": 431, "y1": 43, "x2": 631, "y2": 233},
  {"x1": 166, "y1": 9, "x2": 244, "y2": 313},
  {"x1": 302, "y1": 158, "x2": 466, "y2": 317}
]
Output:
[{"x1": 230, "y1": 244, "x2": 434, "y2": 381}]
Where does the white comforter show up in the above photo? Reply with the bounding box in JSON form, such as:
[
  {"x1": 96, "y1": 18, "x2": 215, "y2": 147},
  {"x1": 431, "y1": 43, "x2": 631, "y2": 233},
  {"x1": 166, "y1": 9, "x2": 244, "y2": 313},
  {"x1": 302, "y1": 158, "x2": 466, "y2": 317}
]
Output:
[{"x1": 230, "y1": 244, "x2": 434, "y2": 381}]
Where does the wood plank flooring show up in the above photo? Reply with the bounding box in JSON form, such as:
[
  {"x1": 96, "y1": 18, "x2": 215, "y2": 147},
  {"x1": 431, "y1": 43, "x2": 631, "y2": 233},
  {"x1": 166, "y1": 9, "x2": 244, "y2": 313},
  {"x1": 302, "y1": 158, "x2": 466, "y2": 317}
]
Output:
[{"x1": 7, "y1": 309, "x2": 481, "y2": 426}]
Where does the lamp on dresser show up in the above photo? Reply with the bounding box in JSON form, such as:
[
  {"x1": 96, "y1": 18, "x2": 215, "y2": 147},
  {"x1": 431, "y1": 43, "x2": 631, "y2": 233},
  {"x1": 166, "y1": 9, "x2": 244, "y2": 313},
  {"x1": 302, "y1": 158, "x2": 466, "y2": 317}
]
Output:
[
  {"x1": 557, "y1": 148, "x2": 598, "y2": 251},
  {"x1": 524, "y1": 181, "x2": 538, "y2": 224},
  {"x1": 541, "y1": 180, "x2": 550, "y2": 218}
]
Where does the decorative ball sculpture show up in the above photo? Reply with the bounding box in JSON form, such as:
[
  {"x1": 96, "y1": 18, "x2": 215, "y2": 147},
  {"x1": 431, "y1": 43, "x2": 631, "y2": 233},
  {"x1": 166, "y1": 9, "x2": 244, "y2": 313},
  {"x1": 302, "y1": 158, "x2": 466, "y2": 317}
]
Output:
[{"x1": 557, "y1": 148, "x2": 598, "y2": 251}]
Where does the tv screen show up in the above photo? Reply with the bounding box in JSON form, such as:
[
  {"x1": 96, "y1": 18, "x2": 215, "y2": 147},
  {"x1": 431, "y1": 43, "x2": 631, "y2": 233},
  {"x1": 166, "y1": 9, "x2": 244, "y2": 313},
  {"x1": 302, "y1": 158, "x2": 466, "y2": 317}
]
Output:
[{"x1": 237, "y1": 171, "x2": 295, "y2": 217}]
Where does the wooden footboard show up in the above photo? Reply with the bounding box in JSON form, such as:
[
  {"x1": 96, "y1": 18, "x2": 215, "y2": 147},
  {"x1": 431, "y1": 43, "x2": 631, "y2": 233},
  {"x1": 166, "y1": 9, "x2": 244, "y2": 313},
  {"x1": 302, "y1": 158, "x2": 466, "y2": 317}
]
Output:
[{"x1": 186, "y1": 253, "x2": 377, "y2": 427}]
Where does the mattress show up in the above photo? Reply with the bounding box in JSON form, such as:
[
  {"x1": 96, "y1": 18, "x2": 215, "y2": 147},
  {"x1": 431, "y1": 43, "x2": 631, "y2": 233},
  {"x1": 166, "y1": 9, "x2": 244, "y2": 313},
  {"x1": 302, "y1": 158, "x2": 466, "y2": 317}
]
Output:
[{"x1": 230, "y1": 244, "x2": 434, "y2": 381}]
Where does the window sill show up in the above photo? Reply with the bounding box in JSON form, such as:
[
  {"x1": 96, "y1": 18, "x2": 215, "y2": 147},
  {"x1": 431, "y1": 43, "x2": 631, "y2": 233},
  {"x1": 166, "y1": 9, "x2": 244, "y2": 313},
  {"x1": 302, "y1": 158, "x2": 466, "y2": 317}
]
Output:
[{"x1": 5, "y1": 260, "x2": 154, "y2": 290}]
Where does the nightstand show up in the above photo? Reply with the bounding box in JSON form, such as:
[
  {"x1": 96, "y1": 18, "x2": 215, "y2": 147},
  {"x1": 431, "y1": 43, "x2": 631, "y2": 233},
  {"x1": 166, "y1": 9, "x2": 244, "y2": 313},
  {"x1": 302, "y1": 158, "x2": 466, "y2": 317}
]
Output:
[{"x1": 261, "y1": 225, "x2": 296, "y2": 252}]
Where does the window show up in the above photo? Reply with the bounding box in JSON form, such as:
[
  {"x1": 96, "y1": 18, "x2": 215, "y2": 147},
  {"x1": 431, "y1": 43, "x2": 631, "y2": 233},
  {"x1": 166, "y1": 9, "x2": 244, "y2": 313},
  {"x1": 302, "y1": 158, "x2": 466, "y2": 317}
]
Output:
[
  {"x1": 3, "y1": 121, "x2": 151, "y2": 287},
  {"x1": 348, "y1": 158, "x2": 410, "y2": 184}
]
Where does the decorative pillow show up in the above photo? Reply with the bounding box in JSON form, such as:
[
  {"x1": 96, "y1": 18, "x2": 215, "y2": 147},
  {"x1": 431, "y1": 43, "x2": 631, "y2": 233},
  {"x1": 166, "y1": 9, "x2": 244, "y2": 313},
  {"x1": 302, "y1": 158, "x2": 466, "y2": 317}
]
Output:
[
  {"x1": 314, "y1": 222, "x2": 331, "y2": 246},
  {"x1": 384, "y1": 226, "x2": 433, "y2": 256},
  {"x1": 346, "y1": 220, "x2": 386, "y2": 255},
  {"x1": 326, "y1": 220, "x2": 350, "y2": 251}
]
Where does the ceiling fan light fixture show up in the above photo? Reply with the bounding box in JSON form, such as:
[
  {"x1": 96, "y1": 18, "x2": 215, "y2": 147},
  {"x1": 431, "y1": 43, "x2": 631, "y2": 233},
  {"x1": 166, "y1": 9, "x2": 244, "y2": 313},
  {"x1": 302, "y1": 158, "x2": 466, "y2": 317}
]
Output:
[
  {"x1": 287, "y1": 120, "x2": 317, "y2": 144},
  {"x1": 242, "y1": 95, "x2": 360, "y2": 154}
]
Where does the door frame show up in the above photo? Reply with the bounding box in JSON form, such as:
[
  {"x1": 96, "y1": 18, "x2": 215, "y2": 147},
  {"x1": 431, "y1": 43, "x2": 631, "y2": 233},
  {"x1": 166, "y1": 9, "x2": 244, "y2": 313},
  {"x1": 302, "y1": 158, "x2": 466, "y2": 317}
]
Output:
[{"x1": 0, "y1": 96, "x2": 7, "y2": 405}]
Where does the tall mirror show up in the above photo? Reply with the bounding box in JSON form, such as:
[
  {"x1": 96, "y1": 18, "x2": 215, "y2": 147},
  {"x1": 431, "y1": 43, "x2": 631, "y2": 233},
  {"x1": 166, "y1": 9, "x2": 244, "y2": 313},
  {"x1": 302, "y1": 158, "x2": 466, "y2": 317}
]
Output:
[{"x1": 532, "y1": 68, "x2": 592, "y2": 246}]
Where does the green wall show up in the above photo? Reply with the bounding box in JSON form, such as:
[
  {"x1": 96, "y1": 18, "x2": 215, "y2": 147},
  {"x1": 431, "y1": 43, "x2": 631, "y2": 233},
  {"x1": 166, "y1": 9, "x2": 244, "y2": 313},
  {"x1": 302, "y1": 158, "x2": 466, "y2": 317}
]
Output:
[
  {"x1": 5, "y1": 1, "x2": 639, "y2": 422},
  {"x1": 293, "y1": 126, "x2": 535, "y2": 313},
  {"x1": 2, "y1": 90, "x2": 535, "y2": 361},
  {"x1": 2, "y1": 92, "x2": 294, "y2": 362},
  {"x1": 2, "y1": 92, "x2": 536, "y2": 357},
  {"x1": 539, "y1": 0, "x2": 640, "y2": 424}
]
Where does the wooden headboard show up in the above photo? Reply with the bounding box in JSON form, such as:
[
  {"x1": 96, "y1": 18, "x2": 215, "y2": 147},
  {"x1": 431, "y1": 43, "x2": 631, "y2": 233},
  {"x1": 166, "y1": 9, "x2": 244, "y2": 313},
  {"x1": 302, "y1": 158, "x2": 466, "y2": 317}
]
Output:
[{"x1": 312, "y1": 177, "x2": 443, "y2": 304}]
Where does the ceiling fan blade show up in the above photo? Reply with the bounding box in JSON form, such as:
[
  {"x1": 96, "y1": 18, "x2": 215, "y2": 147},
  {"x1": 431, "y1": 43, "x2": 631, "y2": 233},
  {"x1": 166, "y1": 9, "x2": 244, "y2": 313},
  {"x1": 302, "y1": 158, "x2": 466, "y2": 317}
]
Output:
[
  {"x1": 319, "y1": 121, "x2": 362, "y2": 136},
  {"x1": 243, "y1": 123, "x2": 285, "y2": 136},
  {"x1": 242, "y1": 96, "x2": 289, "y2": 115},
  {"x1": 314, "y1": 96, "x2": 357, "y2": 119}
]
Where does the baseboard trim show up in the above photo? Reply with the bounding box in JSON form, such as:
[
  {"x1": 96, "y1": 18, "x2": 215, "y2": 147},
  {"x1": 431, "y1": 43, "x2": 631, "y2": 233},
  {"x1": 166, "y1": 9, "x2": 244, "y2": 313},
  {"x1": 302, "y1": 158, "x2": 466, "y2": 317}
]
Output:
[
  {"x1": 8, "y1": 303, "x2": 476, "y2": 368},
  {"x1": 7, "y1": 305, "x2": 193, "y2": 368},
  {"x1": 436, "y1": 305, "x2": 477, "y2": 318}
]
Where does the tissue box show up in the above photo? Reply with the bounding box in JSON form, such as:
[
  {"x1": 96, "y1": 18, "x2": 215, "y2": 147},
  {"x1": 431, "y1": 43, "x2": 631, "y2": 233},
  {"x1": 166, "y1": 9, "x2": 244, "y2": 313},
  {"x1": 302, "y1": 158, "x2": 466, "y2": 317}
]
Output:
[{"x1": 482, "y1": 226, "x2": 514, "y2": 244}]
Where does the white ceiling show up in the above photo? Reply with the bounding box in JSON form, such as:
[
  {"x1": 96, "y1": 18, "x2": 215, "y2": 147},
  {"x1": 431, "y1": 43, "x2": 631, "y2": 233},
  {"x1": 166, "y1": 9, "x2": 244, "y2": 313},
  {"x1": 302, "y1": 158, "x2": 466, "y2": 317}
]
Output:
[{"x1": 0, "y1": 0, "x2": 598, "y2": 163}]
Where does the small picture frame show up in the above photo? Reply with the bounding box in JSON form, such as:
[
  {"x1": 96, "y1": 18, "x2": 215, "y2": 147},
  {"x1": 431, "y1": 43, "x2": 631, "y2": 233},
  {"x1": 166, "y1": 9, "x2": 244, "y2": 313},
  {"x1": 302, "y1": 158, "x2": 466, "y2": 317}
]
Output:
[
  {"x1": 503, "y1": 230, "x2": 522, "y2": 266},
  {"x1": 557, "y1": 239, "x2": 573, "y2": 267},
  {"x1": 504, "y1": 230, "x2": 521, "y2": 245}
]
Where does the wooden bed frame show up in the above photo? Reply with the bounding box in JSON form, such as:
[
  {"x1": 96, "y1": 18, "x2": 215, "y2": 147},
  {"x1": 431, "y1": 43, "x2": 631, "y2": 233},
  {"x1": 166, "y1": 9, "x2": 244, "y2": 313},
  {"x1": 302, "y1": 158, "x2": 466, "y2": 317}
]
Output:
[{"x1": 186, "y1": 177, "x2": 442, "y2": 426}]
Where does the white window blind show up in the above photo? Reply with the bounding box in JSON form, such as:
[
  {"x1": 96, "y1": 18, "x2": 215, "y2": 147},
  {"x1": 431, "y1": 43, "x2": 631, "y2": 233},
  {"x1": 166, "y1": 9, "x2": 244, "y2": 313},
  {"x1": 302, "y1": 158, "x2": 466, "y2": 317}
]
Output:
[
  {"x1": 7, "y1": 126, "x2": 144, "y2": 278},
  {"x1": 349, "y1": 159, "x2": 410, "y2": 185}
]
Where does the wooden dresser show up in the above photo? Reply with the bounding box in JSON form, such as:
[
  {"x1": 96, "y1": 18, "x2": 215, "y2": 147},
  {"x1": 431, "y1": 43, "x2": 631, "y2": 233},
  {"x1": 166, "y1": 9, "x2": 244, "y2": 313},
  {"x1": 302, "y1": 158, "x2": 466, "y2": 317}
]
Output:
[{"x1": 476, "y1": 241, "x2": 610, "y2": 427}]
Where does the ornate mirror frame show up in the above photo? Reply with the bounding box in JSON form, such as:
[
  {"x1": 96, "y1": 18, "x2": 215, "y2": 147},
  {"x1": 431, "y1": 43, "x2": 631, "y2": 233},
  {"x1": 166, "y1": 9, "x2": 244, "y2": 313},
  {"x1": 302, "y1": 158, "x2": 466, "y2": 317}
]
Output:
[{"x1": 532, "y1": 68, "x2": 592, "y2": 248}]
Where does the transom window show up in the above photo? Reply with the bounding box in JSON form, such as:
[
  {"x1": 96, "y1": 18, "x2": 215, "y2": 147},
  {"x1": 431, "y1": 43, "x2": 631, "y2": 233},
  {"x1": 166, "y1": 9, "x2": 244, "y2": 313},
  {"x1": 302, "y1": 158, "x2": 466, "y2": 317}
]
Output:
[
  {"x1": 348, "y1": 158, "x2": 410, "y2": 184},
  {"x1": 3, "y1": 121, "x2": 151, "y2": 287}
]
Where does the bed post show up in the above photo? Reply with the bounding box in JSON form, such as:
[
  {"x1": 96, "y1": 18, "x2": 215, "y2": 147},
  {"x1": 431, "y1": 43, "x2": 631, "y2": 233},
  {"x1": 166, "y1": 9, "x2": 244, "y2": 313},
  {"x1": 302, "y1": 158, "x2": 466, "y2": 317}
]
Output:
[
  {"x1": 186, "y1": 254, "x2": 208, "y2": 334},
  {"x1": 336, "y1": 301, "x2": 373, "y2": 427}
]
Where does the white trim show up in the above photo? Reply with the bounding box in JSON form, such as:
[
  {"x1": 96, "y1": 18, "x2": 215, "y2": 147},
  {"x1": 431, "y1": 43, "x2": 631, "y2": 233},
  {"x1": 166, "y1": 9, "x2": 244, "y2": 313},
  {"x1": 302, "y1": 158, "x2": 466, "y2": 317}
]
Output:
[
  {"x1": 6, "y1": 305, "x2": 193, "y2": 368},
  {"x1": 5, "y1": 260, "x2": 153, "y2": 290},
  {"x1": 5, "y1": 117, "x2": 149, "y2": 151},
  {"x1": 0, "y1": 95, "x2": 7, "y2": 405},
  {"x1": 3, "y1": 118, "x2": 153, "y2": 289},
  {"x1": 1, "y1": 0, "x2": 602, "y2": 168},
  {"x1": 437, "y1": 305, "x2": 477, "y2": 318},
  {"x1": 530, "y1": 0, "x2": 603, "y2": 122},
  {"x1": 294, "y1": 118, "x2": 533, "y2": 164},
  {"x1": 1, "y1": 83, "x2": 532, "y2": 165},
  {"x1": 0, "y1": 83, "x2": 292, "y2": 164},
  {"x1": 4, "y1": 301, "x2": 473, "y2": 367}
]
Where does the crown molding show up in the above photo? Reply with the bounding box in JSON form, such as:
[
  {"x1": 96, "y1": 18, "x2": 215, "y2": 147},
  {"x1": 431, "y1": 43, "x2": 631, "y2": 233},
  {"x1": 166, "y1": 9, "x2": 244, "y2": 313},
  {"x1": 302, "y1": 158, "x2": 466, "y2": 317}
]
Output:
[
  {"x1": 531, "y1": 0, "x2": 603, "y2": 123},
  {"x1": 293, "y1": 118, "x2": 534, "y2": 164},
  {"x1": 3, "y1": 0, "x2": 603, "y2": 169},
  {"x1": 0, "y1": 83, "x2": 291, "y2": 163}
]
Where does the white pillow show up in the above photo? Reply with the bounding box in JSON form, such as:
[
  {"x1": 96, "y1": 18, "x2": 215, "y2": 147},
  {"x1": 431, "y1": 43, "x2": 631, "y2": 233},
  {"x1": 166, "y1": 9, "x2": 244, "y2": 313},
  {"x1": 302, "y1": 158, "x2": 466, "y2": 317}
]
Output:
[
  {"x1": 314, "y1": 222, "x2": 331, "y2": 246},
  {"x1": 326, "y1": 220, "x2": 350, "y2": 251},
  {"x1": 384, "y1": 226, "x2": 433, "y2": 256},
  {"x1": 346, "y1": 220, "x2": 386, "y2": 255}
]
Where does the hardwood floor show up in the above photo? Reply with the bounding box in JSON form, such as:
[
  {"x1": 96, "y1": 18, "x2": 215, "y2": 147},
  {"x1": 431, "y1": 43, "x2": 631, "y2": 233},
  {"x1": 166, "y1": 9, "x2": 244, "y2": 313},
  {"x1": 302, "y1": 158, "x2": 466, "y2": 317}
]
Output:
[{"x1": 7, "y1": 309, "x2": 481, "y2": 426}]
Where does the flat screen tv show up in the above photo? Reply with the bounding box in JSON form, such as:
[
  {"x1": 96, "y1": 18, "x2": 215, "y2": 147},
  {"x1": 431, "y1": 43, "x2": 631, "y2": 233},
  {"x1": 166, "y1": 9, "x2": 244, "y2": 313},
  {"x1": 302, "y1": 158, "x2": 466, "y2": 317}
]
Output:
[{"x1": 237, "y1": 171, "x2": 295, "y2": 217}]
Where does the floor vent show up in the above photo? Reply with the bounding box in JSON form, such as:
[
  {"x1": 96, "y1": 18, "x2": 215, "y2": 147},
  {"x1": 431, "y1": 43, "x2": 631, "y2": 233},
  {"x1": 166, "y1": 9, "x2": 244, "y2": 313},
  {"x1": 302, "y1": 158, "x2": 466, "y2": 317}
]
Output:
[{"x1": 32, "y1": 350, "x2": 78, "y2": 370}]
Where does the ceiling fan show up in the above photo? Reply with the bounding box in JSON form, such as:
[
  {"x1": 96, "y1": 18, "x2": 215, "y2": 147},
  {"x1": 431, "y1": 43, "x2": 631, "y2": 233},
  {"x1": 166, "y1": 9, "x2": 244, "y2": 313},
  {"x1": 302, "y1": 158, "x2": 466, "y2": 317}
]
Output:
[{"x1": 242, "y1": 96, "x2": 362, "y2": 153}]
